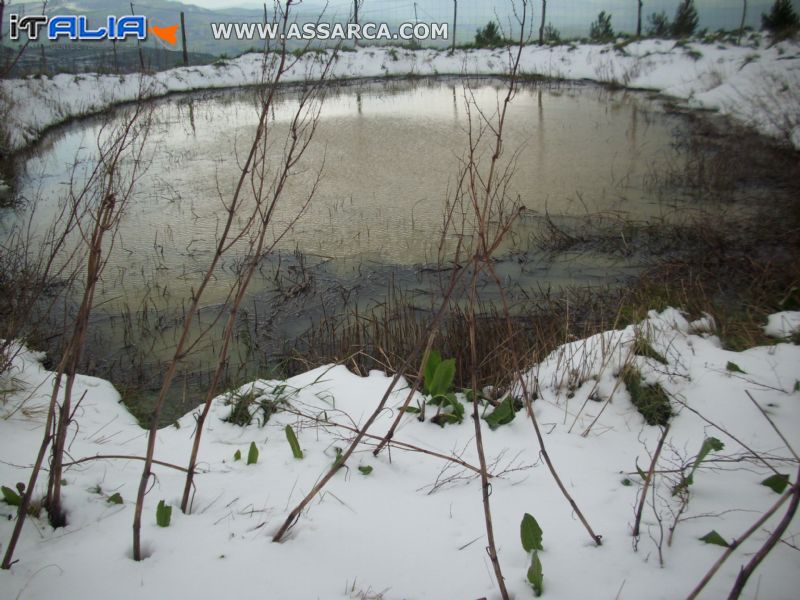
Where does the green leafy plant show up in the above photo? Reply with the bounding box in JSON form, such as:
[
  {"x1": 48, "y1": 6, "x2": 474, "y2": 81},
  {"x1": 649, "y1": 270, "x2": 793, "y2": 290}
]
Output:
[
  {"x1": 521, "y1": 513, "x2": 544, "y2": 552},
  {"x1": 726, "y1": 361, "x2": 746, "y2": 374},
  {"x1": 224, "y1": 385, "x2": 290, "y2": 427},
  {"x1": 674, "y1": 436, "x2": 724, "y2": 494},
  {"x1": 484, "y1": 396, "x2": 521, "y2": 430},
  {"x1": 107, "y1": 492, "x2": 123, "y2": 505},
  {"x1": 1, "y1": 485, "x2": 21, "y2": 506},
  {"x1": 358, "y1": 465, "x2": 373, "y2": 476},
  {"x1": 528, "y1": 551, "x2": 544, "y2": 597},
  {"x1": 333, "y1": 446, "x2": 344, "y2": 468},
  {"x1": 247, "y1": 442, "x2": 259, "y2": 465},
  {"x1": 233, "y1": 449, "x2": 242, "y2": 461},
  {"x1": 422, "y1": 351, "x2": 464, "y2": 427},
  {"x1": 762, "y1": 473, "x2": 790, "y2": 493},
  {"x1": 424, "y1": 351, "x2": 452, "y2": 396},
  {"x1": 688, "y1": 437, "x2": 724, "y2": 485},
  {"x1": 1, "y1": 484, "x2": 41, "y2": 517},
  {"x1": 285, "y1": 425, "x2": 303, "y2": 459},
  {"x1": 156, "y1": 500, "x2": 172, "y2": 527},
  {"x1": 700, "y1": 530, "x2": 730, "y2": 547},
  {"x1": 224, "y1": 389, "x2": 258, "y2": 426},
  {"x1": 521, "y1": 513, "x2": 544, "y2": 596},
  {"x1": 430, "y1": 394, "x2": 464, "y2": 427}
]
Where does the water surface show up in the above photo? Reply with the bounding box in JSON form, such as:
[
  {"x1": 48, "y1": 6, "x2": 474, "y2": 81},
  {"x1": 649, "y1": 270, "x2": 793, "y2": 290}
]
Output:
[{"x1": 5, "y1": 78, "x2": 699, "y2": 421}]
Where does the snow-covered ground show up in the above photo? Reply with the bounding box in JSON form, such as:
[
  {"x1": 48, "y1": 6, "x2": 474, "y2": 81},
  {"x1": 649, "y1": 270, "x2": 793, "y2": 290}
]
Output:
[
  {"x1": 2, "y1": 36, "x2": 800, "y2": 152},
  {"x1": 1, "y1": 308, "x2": 799, "y2": 599}
]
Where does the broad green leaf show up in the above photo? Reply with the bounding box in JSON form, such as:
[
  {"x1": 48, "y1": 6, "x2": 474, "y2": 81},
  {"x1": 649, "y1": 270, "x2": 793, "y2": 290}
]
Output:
[
  {"x1": 726, "y1": 361, "x2": 746, "y2": 374},
  {"x1": 427, "y1": 395, "x2": 444, "y2": 406},
  {"x1": 423, "y1": 350, "x2": 442, "y2": 395},
  {"x1": 233, "y1": 449, "x2": 241, "y2": 461},
  {"x1": 527, "y1": 551, "x2": 544, "y2": 597},
  {"x1": 761, "y1": 473, "x2": 790, "y2": 494},
  {"x1": 107, "y1": 492, "x2": 123, "y2": 505},
  {"x1": 484, "y1": 396, "x2": 516, "y2": 430},
  {"x1": 444, "y1": 393, "x2": 464, "y2": 420},
  {"x1": 700, "y1": 530, "x2": 730, "y2": 547},
  {"x1": 156, "y1": 500, "x2": 172, "y2": 527},
  {"x1": 521, "y1": 513, "x2": 544, "y2": 552},
  {"x1": 358, "y1": 465, "x2": 373, "y2": 476},
  {"x1": 285, "y1": 425, "x2": 303, "y2": 459},
  {"x1": 247, "y1": 441, "x2": 259, "y2": 465},
  {"x1": 428, "y1": 358, "x2": 456, "y2": 398},
  {"x1": 688, "y1": 437, "x2": 725, "y2": 484},
  {"x1": 1, "y1": 485, "x2": 21, "y2": 506},
  {"x1": 399, "y1": 405, "x2": 420, "y2": 414}
]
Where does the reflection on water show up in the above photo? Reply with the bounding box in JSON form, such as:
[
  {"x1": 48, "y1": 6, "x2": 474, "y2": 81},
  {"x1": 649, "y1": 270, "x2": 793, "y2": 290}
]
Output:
[
  {"x1": 5, "y1": 78, "x2": 692, "y2": 422},
  {"x1": 17, "y1": 79, "x2": 684, "y2": 270}
]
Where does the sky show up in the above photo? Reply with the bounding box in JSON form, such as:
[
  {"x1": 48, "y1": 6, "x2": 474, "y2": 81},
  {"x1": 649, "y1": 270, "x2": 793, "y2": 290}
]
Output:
[{"x1": 177, "y1": 0, "x2": 800, "y2": 35}]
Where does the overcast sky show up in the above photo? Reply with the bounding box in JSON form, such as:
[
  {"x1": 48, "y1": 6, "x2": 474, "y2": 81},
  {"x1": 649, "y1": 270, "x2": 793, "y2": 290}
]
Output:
[
  {"x1": 182, "y1": 0, "x2": 795, "y2": 13},
  {"x1": 177, "y1": 0, "x2": 799, "y2": 34}
]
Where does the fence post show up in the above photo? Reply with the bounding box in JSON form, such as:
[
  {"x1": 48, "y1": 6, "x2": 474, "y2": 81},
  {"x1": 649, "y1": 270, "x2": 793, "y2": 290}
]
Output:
[
  {"x1": 131, "y1": 1, "x2": 145, "y2": 71},
  {"x1": 451, "y1": 0, "x2": 457, "y2": 54},
  {"x1": 180, "y1": 11, "x2": 189, "y2": 66}
]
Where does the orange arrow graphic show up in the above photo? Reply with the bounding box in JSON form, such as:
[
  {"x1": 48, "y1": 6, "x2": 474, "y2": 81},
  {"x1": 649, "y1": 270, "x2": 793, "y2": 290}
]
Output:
[{"x1": 150, "y1": 24, "x2": 179, "y2": 45}]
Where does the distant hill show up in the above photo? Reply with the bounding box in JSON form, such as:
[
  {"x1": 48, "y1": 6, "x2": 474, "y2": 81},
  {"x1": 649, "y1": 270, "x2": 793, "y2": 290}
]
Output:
[
  {"x1": 1, "y1": 0, "x2": 354, "y2": 57},
  {"x1": 1, "y1": 43, "x2": 216, "y2": 77}
]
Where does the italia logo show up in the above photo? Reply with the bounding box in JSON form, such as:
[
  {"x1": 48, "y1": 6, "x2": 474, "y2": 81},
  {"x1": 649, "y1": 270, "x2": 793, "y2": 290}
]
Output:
[{"x1": 8, "y1": 15, "x2": 179, "y2": 45}]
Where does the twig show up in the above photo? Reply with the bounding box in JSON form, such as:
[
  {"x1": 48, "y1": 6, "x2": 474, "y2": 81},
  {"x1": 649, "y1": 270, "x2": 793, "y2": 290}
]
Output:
[
  {"x1": 372, "y1": 331, "x2": 436, "y2": 456},
  {"x1": 672, "y1": 397, "x2": 781, "y2": 476},
  {"x1": 744, "y1": 390, "x2": 799, "y2": 462},
  {"x1": 633, "y1": 424, "x2": 670, "y2": 540},
  {"x1": 687, "y1": 482, "x2": 797, "y2": 599},
  {"x1": 727, "y1": 479, "x2": 800, "y2": 599},
  {"x1": 62, "y1": 454, "x2": 189, "y2": 473}
]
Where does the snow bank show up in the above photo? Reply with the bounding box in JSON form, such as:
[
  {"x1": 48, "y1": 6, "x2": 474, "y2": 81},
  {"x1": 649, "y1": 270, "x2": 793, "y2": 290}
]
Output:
[
  {"x1": 2, "y1": 36, "x2": 800, "y2": 152},
  {"x1": 764, "y1": 311, "x2": 800, "y2": 339},
  {"x1": 1, "y1": 309, "x2": 799, "y2": 599}
]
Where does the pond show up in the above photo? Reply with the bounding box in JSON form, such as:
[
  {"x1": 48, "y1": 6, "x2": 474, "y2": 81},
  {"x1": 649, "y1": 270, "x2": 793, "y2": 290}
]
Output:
[{"x1": 4, "y1": 77, "x2": 728, "y2": 422}]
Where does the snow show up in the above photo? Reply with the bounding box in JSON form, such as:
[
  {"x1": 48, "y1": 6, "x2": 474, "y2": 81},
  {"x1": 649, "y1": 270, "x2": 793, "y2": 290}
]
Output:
[
  {"x1": 2, "y1": 36, "x2": 800, "y2": 152},
  {"x1": 764, "y1": 311, "x2": 800, "y2": 339},
  {"x1": 1, "y1": 309, "x2": 799, "y2": 598}
]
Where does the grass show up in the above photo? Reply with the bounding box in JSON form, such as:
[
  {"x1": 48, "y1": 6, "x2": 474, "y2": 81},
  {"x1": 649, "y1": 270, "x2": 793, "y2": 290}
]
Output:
[
  {"x1": 285, "y1": 285, "x2": 579, "y2": 396},
  {"x1": 620, "y1": 365, "x2": 672, "y2": 426},
  {"x1": 223, "y1": 385, "x2": 289, "y2": 427},
  {"x1": 632, "y1": 335, "x2": 668, "y2": 365}
]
